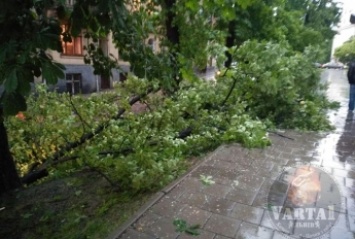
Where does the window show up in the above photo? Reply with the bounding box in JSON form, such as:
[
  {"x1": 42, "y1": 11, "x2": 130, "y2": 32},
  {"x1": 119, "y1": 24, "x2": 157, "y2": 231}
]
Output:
[
  {"x1": 66, "y1": 74, "x2": 82, "y2": 94},
  {"x1": 61, "y1": 25, "x2": 83, "y2": 56}
]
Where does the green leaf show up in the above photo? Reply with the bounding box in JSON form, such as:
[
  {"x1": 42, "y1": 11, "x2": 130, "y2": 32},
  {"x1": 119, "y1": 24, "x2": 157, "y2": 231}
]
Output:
[
  {"x1": 75, "y1": 190, "x2": 82, "y2": 196},
  {"x1": 42, "y1": 61, "x2": 65, "y2": 84},
  {"x1": 185, "y1": 226, "x2": 200, "y2": 236},
  {"x1": 2, "y1": 93, "x2": 27, "y2": 116},
  {"x1": 17, "y1": 77, "x2": 32, "y2": 96},
  {"x1": 0, "y1": 41, "x2": 17, "y2": 63},
  {"x1": 221, "y1": 8, "x2": 236, "y2": 21},
  {"x1": 21, "y1": 213, "x2": 33, "y2": 219},
  {"x1": 200, "y1": 175, "x2": 215, "y2": 186},
  {"x1": 4, "y1": 68, "x2": 18, "y2": 93},
  {"x1": 173, "y1": 219, "x2": 200, "y2": 236},
  {"x1": 237, "y1": 0, "x2": 257, "y2": 9},
  {"x1": 185, "y1": 1, "x2": 199, "y2": 11},
  {"x1": 53, "y1": 62, "x2": 66, "y2": 71},
  {"x1": 173, "y1": 219, "x2": 187, "y2": 232}
]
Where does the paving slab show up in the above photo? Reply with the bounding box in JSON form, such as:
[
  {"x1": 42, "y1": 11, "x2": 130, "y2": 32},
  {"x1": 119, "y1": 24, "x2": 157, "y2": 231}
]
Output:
[
  {"x1": 234, "y1": 222, "x2": 273, "y2": 239},
  {"x1": 109, "y1": 70, "x2": 355, "y2": 239},
  {"x1": 204, "y1": 214, "x2": 241, "y2": 238}
]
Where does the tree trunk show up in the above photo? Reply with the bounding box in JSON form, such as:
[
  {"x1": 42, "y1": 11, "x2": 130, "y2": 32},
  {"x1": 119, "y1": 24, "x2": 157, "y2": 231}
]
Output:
[
  {"x1": 0, "y1": 109, "x2": 22, "y2": 195},
  {"x1": 163, "y1": 0, "x2": 180, "y2": 89},
  {"x1": 224, "y1": 20, "x2": 236, "y2": 68},
  {"x1": 164, "y1": 0, "x2": 179, "y2": 47}
]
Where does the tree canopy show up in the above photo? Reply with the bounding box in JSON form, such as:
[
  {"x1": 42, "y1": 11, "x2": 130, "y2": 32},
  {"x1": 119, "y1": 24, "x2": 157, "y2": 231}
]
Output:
[
  {"x1": 334, "y1": 37, "x2": 355, "y2": 63},
  {"x1": 0, "y1": 0, "x2": 341, "y2": 195},
  {"x1": 0, "y1": 0, "x2": 341, "y2": 113}
]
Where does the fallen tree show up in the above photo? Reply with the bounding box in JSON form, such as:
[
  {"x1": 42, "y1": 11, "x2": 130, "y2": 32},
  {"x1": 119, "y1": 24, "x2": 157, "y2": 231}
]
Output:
[
  {"x1": 21, "y1": 88, "x2": 154, "y2": 185},
  {"x1": 9, "y1": 41, "x2": 336, "y2": 192}
]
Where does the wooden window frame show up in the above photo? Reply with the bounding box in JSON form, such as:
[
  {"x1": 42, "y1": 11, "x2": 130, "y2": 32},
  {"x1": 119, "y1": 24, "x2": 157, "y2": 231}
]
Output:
[
  {"x1": 61, "y1": 25, "x2": 83, "y2": 56},
  {"x1": 66, "y1": 73, "x2": 82, "y2": 95}
]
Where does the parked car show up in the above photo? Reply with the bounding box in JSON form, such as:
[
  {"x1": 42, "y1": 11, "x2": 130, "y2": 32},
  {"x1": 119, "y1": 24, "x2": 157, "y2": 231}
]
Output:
[{"x1": 322, "y1": 62, "x2": 345, "y2": 69}]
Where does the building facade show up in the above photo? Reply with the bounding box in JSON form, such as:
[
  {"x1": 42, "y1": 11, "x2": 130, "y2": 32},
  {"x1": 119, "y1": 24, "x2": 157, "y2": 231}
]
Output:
[
  {"x1": 48, "y1": 30, "x2": 130, "y2": 94},
  {"x1": 47, "y1": 0, "x2": 160, "y2": 94}
]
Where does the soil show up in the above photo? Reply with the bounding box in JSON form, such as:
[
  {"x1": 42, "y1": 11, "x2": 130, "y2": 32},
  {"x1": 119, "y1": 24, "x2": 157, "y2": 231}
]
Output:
[{"x1": 0, "y1": 170, "x2": 153, "y2": 239}]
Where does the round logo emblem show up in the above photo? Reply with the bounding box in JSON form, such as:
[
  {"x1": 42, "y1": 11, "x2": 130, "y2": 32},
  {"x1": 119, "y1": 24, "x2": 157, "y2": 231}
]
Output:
[{"x1": 268, "y1": 165, "x2": 341, "y2": 238}]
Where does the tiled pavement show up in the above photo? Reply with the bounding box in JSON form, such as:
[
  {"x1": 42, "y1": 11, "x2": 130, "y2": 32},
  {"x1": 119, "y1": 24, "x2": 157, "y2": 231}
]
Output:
[{"x1": 109, "y1": 70, "x2": 355, "y2": 239}]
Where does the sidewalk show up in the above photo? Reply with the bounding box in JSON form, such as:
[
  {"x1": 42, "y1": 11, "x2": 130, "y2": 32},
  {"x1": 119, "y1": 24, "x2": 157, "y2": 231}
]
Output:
[{"x1": 108, "y1": 70, "x2": 355, "y2": 239}]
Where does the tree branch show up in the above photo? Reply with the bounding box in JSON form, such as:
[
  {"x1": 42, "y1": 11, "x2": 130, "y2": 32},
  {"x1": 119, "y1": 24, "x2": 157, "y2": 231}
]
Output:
[
  {"x1": 68, "y1": 94, "x2": 91, "y2": 132},
  {"x1": 21, "y1": 120, "x2": 193, "y2": 185},
  {"x1": 85, "y1": 165, "x2": 116, "y2": 188},
  {"x1": 22, "y1": 89, "x2": 154, "y2": 183},
  {"x1": 51, "y1": 90, "x2": 152, "y2": 161},
  {"x1": 221, "y1": 76, "x2": 238, "y2": 106}
]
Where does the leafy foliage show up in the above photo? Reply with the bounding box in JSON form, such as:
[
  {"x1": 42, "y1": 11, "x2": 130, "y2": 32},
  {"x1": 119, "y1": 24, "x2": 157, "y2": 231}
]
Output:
[
  {"x1": 0, "y1": 0, "x2": 66, "y2": 115},
  {"x1": 6, "y1": 84, "x2": 122, "y2": 174},
  {"x1": 6, "y1": 39, "x2": 337, "y2": 193},
  {"x1": 200, "y1": 175, "x2": 215, "y2": 186},
  {"x1": 284, "y1": 0, "x2": 340, "y2": 62},
  {"x1": 173, "y1": 218, "x2": 200, "y2": 236},
  {"x1": 227, "y1": 41, "x2": 334, "y2": 130},
  {"x1": 334, "y1": 37, "x2": 355, "y2": 64},
  {"x1": 7, "y1": 77, "x2": 270, "y2": 192},
  {"x1": 1, "y1": 0, "x2": 340, "y2": 199}
]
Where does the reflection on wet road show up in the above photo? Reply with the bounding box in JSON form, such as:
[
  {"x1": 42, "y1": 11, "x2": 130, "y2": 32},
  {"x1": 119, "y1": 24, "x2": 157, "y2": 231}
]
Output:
[
  {"x1": 317, "y1": 70, "x2": 355, "y2": 184},
  {"x1": 313, "y1": 69, "x2": 355, "y2": 239}
]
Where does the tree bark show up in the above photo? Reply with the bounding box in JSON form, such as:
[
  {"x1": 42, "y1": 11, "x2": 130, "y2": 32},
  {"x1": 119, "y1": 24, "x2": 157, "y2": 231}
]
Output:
[
  {"x1": 0, "y1": 109, "x2": 22, "y2": 195},
  {"x1": 221, "y1": 76, "x2": 238, "y2": 106},
  {"x1": 224, "y1": 20, "x2": 236, "y2": 68},
  {"x1": 164, "y1": 0, "x2": 179, "y2": 47},
  {"x1": 163, "y1": 0, "x2": 180, "y2": 89}
]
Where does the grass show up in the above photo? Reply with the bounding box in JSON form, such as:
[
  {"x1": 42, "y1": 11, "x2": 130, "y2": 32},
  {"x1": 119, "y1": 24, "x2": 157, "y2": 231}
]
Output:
[{"x1": 0, "y1": 170, "x2": 154, "y2": 239}]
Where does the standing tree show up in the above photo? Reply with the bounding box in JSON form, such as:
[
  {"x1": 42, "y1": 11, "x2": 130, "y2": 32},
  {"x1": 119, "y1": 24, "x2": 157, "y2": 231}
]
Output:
[
  {"x1": 285, "y1": 0, "x2": 341, "y2": 61},
  {"x1": 0, "y1": 0, "x2": 65, "y2": 194},
  {"x1": 0, "y1": 107, "x2": 21, "y2": 192}
]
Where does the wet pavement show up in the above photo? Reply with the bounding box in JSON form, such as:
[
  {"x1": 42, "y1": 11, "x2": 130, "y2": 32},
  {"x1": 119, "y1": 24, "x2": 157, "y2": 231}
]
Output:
[{"x1": 109, "y1": 69, "x2": 355, "y2": 239}]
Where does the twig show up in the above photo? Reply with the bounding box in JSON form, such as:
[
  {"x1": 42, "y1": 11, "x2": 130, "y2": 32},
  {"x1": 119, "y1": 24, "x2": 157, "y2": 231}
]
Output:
[
  {"x1": 68, "y1": 94, "x2": 91, "y2": 132},
  {"x1": 52, "y1": 89, "x2": 153, "y2": 161},
  {"x1": 221, "y1": 76, "x2": 238, "y2": 106},
  {"x1": 22, "y1": 88, "x2": 155, "y2": 184},
  {"x1": 143, "y1": 100, "x2": 153, "y2": 111},
  {"x1": 267, "y1": 130, "x2": 295, "y2": 140},
  {"x1": 221, "y1": 47, "x2": 238, "y2": 77},
  {"x1": 85, "y1": 165, "x2": 116, "y2": 187}
]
